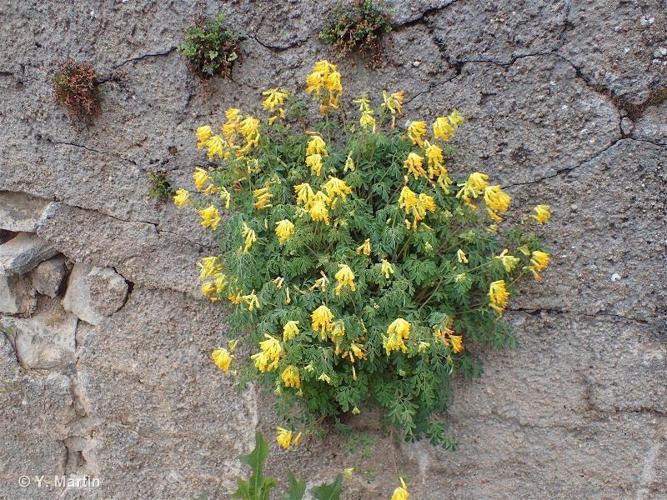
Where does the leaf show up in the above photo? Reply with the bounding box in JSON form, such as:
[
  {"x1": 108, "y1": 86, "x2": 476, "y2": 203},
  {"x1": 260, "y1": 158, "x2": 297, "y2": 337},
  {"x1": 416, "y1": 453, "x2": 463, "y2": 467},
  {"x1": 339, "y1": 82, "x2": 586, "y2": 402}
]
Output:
[
  {"x1": 284, "y1": 472, "x2": 307, "y2": 500},
  {"x1": 233, "y1": 432, "x2": 277, "y2": 500},
  {"x1": 312, "y1": 474, "x2": 343, "y2": 500}
]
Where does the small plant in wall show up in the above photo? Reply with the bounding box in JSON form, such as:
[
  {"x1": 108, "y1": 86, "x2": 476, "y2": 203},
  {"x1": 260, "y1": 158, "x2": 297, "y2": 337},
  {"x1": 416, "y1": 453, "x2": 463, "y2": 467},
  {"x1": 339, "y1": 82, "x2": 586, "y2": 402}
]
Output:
[
  {"x1": 53, "y1": 60, "x2": 101, "y2": 121},
  {"x1": 319, "y1": 0, "x2": 392, "y2": 64},
  {"x1": 179, "y1": 12, "x2": 242, "y2": 79},
  {"x1": 174, "y1": 61, "x2": 552, "y2": 448},
  {"x1": 146, "y1": 172, "x2": 175, "y2": 202},
  {"x1": 233, "y1": 432, "x2": 347, "y2": 500}
]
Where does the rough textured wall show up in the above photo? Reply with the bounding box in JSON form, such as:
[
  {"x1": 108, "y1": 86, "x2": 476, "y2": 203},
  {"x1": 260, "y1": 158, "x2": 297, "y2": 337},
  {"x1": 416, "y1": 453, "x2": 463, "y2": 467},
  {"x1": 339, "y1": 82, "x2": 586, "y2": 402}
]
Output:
[{"x1": 1, "y1": 0, "x2": 665, "y2": 498}]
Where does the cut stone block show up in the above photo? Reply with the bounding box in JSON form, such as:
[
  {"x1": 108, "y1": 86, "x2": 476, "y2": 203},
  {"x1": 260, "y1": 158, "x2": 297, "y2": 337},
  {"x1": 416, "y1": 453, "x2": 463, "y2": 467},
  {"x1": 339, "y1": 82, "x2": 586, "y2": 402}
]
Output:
[
  {"x1": 31, "y1": 255, "x2": 68, "y2": 298},
  {"x1": 1, "y1": 301, "x2": 77, "y2": 369},
  {"x1": 63, "y1": 264, "x2": 128, "y2": 325},
  {"x1": 0, "y1": 272, "x2": 36, "y2": 314},
  {"x1": 0, "y1": 233, "x2": 58, "y2": 275},
  {"x1": 0, "y1": 191, "x2": 51, "y2": 232}
]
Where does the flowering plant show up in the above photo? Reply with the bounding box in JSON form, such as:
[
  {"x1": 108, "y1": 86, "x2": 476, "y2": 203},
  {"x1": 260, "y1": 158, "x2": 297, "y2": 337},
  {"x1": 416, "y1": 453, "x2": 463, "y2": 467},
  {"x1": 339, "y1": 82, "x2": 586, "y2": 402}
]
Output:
[{"x1": 175, "y1": 60, "x2": 552, "y2": 447}]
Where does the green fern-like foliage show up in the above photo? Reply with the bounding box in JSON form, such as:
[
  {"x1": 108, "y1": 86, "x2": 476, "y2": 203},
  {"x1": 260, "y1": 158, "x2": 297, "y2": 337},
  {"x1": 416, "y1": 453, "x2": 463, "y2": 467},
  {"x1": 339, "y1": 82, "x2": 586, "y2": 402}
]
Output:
[
  {"x1": 177, "y1": 61, "x2": 552, "y2": 447},
  {"x1": 179, "y1": 13, "x2": 242, "y2": 79}
]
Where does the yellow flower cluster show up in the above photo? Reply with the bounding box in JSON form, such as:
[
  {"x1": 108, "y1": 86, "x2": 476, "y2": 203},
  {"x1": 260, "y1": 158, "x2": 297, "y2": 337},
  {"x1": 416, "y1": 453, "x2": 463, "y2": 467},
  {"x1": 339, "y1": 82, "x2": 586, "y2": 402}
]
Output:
[
  {"x1": 384, "y1": 318, "x2": 411, "y2": 355},
  {"x1": 528, "y1": 250, "x2": 550, "y2": 281},
  {"x1": 198, "y1": 256, "x2": 227, "y2": 302},
  {"x1": 398, "y1": 186, "x2": 436, "y2": 229},
  {"x1": 311, "y1": 304, "x2": 334, "y2": 338},
  {"x1": 276, "y1": 427, "x2": 302, "y2": 450},
  {"x1": 262, "y1": 88, "x2": 288, "y2": 125},
  {"x1": 253, "y1": 183, "x2": 273, "y2": 210},
  {"x1": 275, "y1": 219, "x2": 295, "y2": 244},
  {"x1": 489, "y1": 279, "x2": 510, "y2": 314},
  {"x1": 281, "y1": 365, "x2": 301, "y2": 389},
  {"x1": 532, "y1": 204, "x2": 551, "y2": 224},
  {"x1": 334, "y1": 264, "x2": 356, "y2": 295},
  {"x1": 251, "y1": 334, "x2": 282, "y2": 372},
  {"x1": 354, "y1": 97, "x2": 376, "y2": 132},
  {"x1": 433, "y1": 110, "x2": 464, "y2": 141},
  {"x1": 391, "y1": 478, "x2": 410, "y2": 500},
  {"x1": 195, "y1": 107, "x2": 261, "y2": 161},
  {"x1": 282, "y1": 320, "x2": 300, "y2": 341},
  {"x1": 211, "y1": 348, "x2": 233, "y2": 373},
  {"x1": 382, "y1": 90, "x2": 405, "y2": 128},
  {"x1": 305, "y1": 60, "x2": 342, "y2": 114}
]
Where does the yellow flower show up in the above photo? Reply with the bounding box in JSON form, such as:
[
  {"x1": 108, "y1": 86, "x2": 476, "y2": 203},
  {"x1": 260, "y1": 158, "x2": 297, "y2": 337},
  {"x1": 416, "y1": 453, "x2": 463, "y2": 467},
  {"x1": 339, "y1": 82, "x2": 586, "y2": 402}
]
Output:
[
  {"x1": 424, "y1": 143, "x2": 444, "y2": 174},
  {"x1": 306, "y1": 153, "x2": 324, "y2": 176},
  {"x1": 308, "y1": 191, "x2": 330, "y2": 224},
  {"x1": 201, "y1": 281, "x2": 218, "y2": 302},
  {"x1": 199, "y1": 205, "x2": 221, "y2": 230},
  {"x1": 323, "y1": 177, "x2": 352, "y2": 206},
  {"x1": 281, "y1": 365, "x2": 301, "y2": 389},
  {"x1": 251, "y1": 334, "x2": 282, "y2": 372},
  {"x1": 193, "y1": 167, "x2": 211, "y2": 192},
  {"x1": 242, "y1": 223, "x2": 257, "y2": 254},
  {"x1": 457, "y1": 249, "x2": 468, "y2": 264},
  {"x1": 528, "y1": 250, "x2": 550, "y2": 281},
  {"x1": 242, "y1": 291, "x2": 260, "y2": 311},
  {"x1": 311, "y1": 305, "x2": 334, "y2": 337},
  {"x1": 173, "y1": 188, "x2": 190, "y2": 208},
  {"x1": 197, "y1": 256, "x2": 224, "y2": 280},
  {"x1": 206, "y1": 134, "x2": 226, "y2": 159},
  {"x1": 407, "y1": 120, "x2": 427, "y2": 146},
  {"x1": 318, "y1": 373, "x2": 332, "y2": 384},
  {"x1": 450, "y1": 335, "x2": 464, "y2": 353},
  {"x1": 275, "y1": 219, "x2": 295, "y2": 244},
  {"x1": 306, "y1": 135, "x2": 328, "y2": 156},
  {"x1": 334, "y1": 264, "x2": 356, "y2": 295},
  {"x1": 449, "y1": 109, "x2": 464, "y2": 127},
  {"x1": 211, "y1": 348, "x2": 233, "y2": 373},
  {"x1": 398, "y1": 185, "x2": 418, "y2": 212},
  {"x1": 262, "y1": 88, "x2": 288, "y2": 112},
  {"x1": 276, "y1": 427, "x2": 302, "y2": 450},
  {"x1": 484, "y1": 185, "x2": 511, "y2": 222},
  {"x1": 392, "y1": 478, "x2": 410, "y2": 500},
  {"x1": 283, "y1": 321, "x2": 300, "y2": 341},
  {"x1": 222, "y1": 107, "x2": 242, "y2": 142},
  {"x1": 306, "y1": 60, "x2": 342, "y2": 112},
  {"x1": 228, "y1": 292, "x2": 243, "y2": 304},
  {"x1": 489, "y1": 280, "x2": 510, "y2": 314},
  {"x1": 381, "y1": 259, "x2": 394, "y2": 279},
  {"x1": 457, "y1": 172, "x2": 489, "y2": 204},
  {"x1": 404, "y1": 152, "x2": 426, "y2": 179},
  {"x1": 418, "y1": 341, "x2": 431, "y2": 353},
  {"x1": 418, "y1": 193, "x2": 436, "y2": 213},
  {"x1": 344, "y1": 154, "x2": 356, "y2": 172},
  {"x1": 360, "y1": 112, "x2": 376, "y2": 132},
  {"x1": 196, "y1": 125, "x2": 212, "y2": 148},
  {"x1": 253, "y1": 185, "x2": 273, "y2": 210},
  {"x1": 496, "y1": 249, "x2": 520, "y2": 272},
  {"x1": 353, "y1": 96, "x2": 372, "y2": 114},
  {"x1": 219, "y1": 185, "x2": 231, "y2": 209},
  {"x1": 344, "y1": 467, "x2": 355, "y2": 478},
  {"x1": 294, "y1": 182, "x2": 315, "y2": 207},
  {"x1": 381, "y1": 90, "x2": 405, "y2": 127},
  {"x1": 350, "y1": 342, "x2": 365, "y2": 361},
  {"x1": 433, "y1": 110, "x2": 463, "y2": 141},
  {"x1": 214, "y1": 274, "x2": 227, "y2": 293},
  {"x1": 384, "y1": 318, "x2": 411, "y2": 355},
  {"x1": 356, "y1": 239, "x2": 371, "y2": 256},
  {"x1": 310, "y1": 272, "x2": 329, "y2": 292},
  {"x1": 532, "y1": 204, "x2": 551, "y2": 224},
  {"x1": 238, "y1": 116, "x2": 260, "y2": 151}
]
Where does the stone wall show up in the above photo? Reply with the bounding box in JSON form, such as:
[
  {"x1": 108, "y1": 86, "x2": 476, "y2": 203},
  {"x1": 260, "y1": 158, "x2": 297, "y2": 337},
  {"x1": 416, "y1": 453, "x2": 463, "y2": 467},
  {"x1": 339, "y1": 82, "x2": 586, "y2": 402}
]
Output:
[{"x1": 1, "y1": 0, "x2": 665, "y2": 498}]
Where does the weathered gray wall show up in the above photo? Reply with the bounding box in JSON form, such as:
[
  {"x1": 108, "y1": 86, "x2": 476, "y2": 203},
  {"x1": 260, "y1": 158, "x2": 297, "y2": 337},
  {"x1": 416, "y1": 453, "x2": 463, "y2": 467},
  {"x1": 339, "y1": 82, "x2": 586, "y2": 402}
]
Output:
[{"x1": 1, "y1": 0, "x2": 665, "y2": 498}]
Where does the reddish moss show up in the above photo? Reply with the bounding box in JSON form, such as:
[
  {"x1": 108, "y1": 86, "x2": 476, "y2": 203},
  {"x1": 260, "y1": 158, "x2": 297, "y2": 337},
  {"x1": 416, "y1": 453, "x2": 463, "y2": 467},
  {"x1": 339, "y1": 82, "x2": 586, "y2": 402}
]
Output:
[{"x1": 53, "y1": 61, "x2": 100, "y2": 121}]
